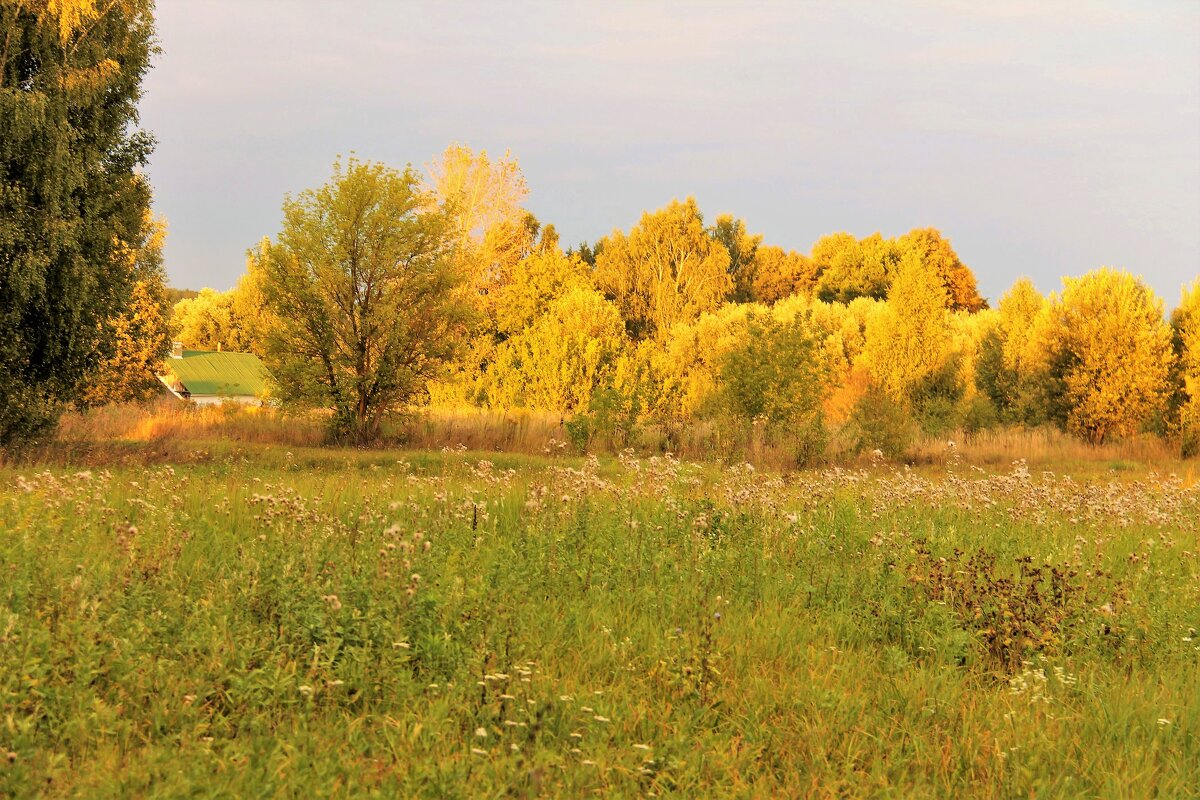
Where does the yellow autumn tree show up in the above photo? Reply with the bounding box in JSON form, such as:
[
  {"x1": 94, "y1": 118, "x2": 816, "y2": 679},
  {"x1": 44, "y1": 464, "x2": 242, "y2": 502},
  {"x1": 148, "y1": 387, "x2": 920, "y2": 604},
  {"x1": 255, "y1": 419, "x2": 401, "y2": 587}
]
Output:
[
  {"x1": 483, "y1": 286, "x2": 626, "y2": 413},
  {"x1": 172, "y1": 287, "x2": 252, "y2": 353},
  {"x1": 860, "y1": 251, "x2": 955, "y2": 403},
  {"x1": 975, "y1": 278, "x2": 1051, "y2": 424},
  {"x1": 82, "y1": 213, "x2": 171, "y2": 405},
  {"x1": 813, "y1": 232, "x2": 902, "y2": 303},
  {"x1": 595, "y1": 198, "x2": 732, "y2": 340},
  {"x1": 1169, "y1": 279, "x2": 1200, "y2": 454},
  {"x1": 653, "y1": 303, "x2": 758, "y2": 422},
  {"x1": 753, "y1": 245, "x2": 816, "y2": 304},
  {"x1": 493, "y1": 249, "x2": 593, "y2": 338},
  {"x1": 426, "y1": 144, "x2": 531, "y2": 307},
  {"x1": 19, "y1": 0, "x2": 108, "y2": 43},
  {"x1": 1041, "y1": 269, "x2": 1173, "y2": 443},
  {"x1": 897, "y1": 227, "x2": 987, "y2": 312}
]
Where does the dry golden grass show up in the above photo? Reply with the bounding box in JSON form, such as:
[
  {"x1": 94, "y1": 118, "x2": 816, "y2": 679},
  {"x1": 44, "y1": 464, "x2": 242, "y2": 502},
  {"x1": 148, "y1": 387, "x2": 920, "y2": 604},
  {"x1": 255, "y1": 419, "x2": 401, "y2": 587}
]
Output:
[{"x1": 33, "y1": 400, "x2": 1193, "y2": 476}]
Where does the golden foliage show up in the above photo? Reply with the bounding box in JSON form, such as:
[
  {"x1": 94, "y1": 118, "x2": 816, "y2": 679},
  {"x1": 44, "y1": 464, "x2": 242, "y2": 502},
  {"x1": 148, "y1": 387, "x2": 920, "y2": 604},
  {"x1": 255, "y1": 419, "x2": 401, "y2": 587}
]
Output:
[
  {"x1": 860, "y1": 252, "x2": 954, "y2": 402},
  {"x1": 653, "y1": 303, "x2": 758, "y2": 421},
  {"x1": 897, "y1": 227, "x2": 986, "y2": 312},
  {"x1": 170, "y1": 242, "x2": 272, "y2": 355},
  {"x1": 81, "y1": 212, "x2": 170, "y2": 406},
  {"x1": 595, "y1": 198, "x2": 732, "y2": 340},
  {"x1": 1170, "y1": 279, "x2": 1200, "y2": 447},
  {"x1": 494, "y1": 249, "x2": 592, "y2": 337},
  {"x1": 752, "y1": 245, "x2": 815, "y2": 305},
  {"x1": 82, "y1": 279, "x2": 170, "y2": 405},
  {"x1": 426, "y1": 144, "x2": 531, "y2": 309},
  {"x1": 1043, "y1": 269, "x2": 1173, "y2": 443},
  {"x1": 427, "y1": 144, "x2": 527, "y2": 244},
  {"x1": 996, "y1": 278, "x2": 1046, "y2": 375},
  {"x1": 483, "y1": 287, "x2": 625, "y2": 413}
]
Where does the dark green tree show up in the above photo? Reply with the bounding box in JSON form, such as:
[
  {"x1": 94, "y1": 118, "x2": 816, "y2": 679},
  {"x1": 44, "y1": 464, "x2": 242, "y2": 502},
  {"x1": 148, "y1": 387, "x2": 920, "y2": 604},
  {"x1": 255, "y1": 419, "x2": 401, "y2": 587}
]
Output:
[{"x1": 0, "y1": 1, "x2": 157, "y2": 449}]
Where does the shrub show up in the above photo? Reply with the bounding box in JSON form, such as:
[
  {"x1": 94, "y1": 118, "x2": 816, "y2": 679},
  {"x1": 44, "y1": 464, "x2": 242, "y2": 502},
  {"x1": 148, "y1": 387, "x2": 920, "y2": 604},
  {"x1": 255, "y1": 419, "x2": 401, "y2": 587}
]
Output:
[
  {"x1": 846, "y1": 387, "x2": 916, "y2": 458},
  {"x1": 904, "y1": 542, "x2": 1125, "y2": 671}
]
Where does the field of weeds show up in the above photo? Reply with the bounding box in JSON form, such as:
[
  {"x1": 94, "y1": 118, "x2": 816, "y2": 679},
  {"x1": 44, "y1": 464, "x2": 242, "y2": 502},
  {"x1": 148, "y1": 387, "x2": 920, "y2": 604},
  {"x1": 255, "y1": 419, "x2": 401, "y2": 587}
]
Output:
[{"x1": 1, "y1": 449, "x2": 1197, "y2": 797}]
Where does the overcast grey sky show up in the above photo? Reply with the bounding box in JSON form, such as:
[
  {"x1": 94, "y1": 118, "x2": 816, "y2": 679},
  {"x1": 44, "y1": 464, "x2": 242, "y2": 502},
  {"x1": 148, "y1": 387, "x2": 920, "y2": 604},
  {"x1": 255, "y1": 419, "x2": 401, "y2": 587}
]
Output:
[{"x1": 142, "y1": 0, "x2": 1200, "y2": 306}]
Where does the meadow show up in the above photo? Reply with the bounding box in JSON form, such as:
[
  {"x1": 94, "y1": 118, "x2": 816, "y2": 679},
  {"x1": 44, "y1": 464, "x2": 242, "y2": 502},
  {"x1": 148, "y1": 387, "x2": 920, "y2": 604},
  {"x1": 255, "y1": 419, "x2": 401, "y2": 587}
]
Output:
[{"x1": 1, "y1": 427, "x2": 1197, "y2": 797}]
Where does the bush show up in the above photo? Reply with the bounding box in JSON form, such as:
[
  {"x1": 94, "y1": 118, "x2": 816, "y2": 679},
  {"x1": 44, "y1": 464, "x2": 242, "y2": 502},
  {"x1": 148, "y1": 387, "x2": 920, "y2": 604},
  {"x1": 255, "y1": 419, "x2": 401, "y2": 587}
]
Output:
[
  {"x1": 713, "y1": 312, "x2": 828, "y2": 466},
  {"x1": 903, "y1": 542, "x2": 1126, "y2": 671},
  {"x1": 847, "y1": 388, "x2": 916, "y2": 458}
]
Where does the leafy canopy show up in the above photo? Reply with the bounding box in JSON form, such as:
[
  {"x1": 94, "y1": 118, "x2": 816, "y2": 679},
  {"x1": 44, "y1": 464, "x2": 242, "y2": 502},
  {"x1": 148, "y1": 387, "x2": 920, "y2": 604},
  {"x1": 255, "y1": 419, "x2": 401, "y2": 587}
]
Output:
[
  {"x1": 1045, "y1": 269, "x2": 1173, "y2": 443},
  {"x1": 595, "y1": 198, "x2": 732, "y2": 340},
  {"x1": 257, "y1": 158, "x2": 466, "y2": 441},
  {"x1": 0, "y1": 0, "x2": 157, "y2": 448}
]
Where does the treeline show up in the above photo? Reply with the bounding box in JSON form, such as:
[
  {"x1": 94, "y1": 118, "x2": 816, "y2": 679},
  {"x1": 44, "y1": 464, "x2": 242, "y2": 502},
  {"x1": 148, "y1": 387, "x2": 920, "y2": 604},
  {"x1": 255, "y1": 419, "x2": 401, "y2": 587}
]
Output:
[
  {"x1": 5, "y1": 2, "x2": 1194, "y2": 461},
  {"x1": 158, "y1": 148, "x2": 1200, "y2": 459}
]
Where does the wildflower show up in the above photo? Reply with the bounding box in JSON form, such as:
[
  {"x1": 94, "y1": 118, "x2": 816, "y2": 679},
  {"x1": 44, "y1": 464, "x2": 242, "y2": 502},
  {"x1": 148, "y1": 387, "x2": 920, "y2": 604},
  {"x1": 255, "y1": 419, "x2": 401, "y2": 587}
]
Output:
[
  {"x1": 298, "y1": 685, "x2": 313, "y2": 696},
  {"x1": 471, "y1": 747, "x2": 488, "y2": 756},
  {"x1": 474, "y1": 727, "x2": 488, "y2": 739},
  {"x1": 593, "y1": 715, "x2": 610, "y2": 723}
]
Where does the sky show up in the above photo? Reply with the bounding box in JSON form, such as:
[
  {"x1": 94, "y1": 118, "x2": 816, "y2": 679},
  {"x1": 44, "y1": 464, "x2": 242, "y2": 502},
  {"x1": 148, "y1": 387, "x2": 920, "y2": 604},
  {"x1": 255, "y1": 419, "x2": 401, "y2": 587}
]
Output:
[{"x1": 141, "y1": 0, "x2": 1200, "y2": 306}]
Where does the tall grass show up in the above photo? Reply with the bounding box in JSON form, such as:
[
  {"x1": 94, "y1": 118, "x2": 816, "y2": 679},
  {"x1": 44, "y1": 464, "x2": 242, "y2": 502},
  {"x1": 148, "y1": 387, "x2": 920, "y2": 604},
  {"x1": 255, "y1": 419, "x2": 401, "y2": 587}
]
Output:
[
  {"x1": 1, "y1": 450, "x2": 1195, "y2": 797},
  {"x1": 38, "y1": 400, "x2": 1192, "y2": 474}
]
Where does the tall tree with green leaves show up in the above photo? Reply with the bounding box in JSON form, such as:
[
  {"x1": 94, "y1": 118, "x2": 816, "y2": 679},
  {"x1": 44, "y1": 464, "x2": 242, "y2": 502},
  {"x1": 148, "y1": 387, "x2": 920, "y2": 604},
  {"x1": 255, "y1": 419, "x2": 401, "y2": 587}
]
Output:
[
  {"x1": 719, "y1": 312, "x2": 827, "y2": 429},
  {"x1": 0, "y1": 0, "x2": 157, "y2": 448},
  {"x1": 257, "y1": 158, "x2": 466, "y2": 442}
]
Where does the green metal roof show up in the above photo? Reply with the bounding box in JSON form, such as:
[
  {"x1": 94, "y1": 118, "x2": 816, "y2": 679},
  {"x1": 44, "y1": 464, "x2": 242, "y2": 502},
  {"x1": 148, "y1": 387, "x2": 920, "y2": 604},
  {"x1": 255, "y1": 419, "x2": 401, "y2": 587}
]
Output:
[{"x1": 163, "y1": 350, "x2": 270, "y2": 397}]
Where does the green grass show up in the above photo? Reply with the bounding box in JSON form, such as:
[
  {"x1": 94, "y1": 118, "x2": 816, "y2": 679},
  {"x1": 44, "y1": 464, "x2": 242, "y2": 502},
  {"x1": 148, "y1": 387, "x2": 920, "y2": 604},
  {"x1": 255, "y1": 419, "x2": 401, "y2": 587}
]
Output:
[{"x1": 1, "y1": 449, "x2": 1197, "y2": 797}]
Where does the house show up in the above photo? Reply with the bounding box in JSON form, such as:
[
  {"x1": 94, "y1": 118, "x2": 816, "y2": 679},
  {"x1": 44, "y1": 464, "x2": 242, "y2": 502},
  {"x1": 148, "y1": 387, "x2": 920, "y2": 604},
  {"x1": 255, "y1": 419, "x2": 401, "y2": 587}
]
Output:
[{"x1": 157, "y1": 342, "x2": 270, "y2": 406}]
